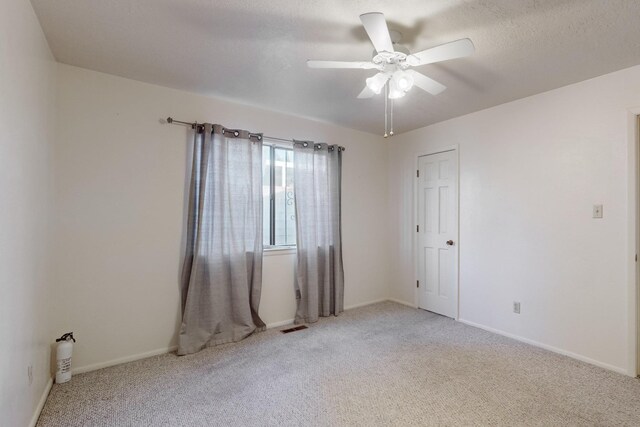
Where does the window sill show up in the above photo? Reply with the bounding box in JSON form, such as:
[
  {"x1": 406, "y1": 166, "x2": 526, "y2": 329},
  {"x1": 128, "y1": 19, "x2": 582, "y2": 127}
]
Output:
[{"x1": 263, "y1": 246, "x2": 296, "y2": 257}]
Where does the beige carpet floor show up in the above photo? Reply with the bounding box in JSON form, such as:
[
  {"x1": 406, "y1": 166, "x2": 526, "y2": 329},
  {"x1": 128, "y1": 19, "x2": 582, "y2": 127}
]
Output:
[{"x1": 38, "y1": 302, "x2": 640, "y2": 426}]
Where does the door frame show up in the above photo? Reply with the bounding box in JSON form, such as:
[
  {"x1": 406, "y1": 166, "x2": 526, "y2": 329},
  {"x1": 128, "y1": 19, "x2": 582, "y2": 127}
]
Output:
[
  {"x1": 629, "y1": 108, "x2": 640, "y2": 377},
  {"x1": 413, "y1": 145, "x2": 460, "y2": 319}
]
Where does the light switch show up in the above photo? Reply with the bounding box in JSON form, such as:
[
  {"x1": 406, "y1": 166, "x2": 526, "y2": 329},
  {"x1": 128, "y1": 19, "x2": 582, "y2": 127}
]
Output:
[{"x1": 593, "y1": 204, "x2": 603, "y2": 219}]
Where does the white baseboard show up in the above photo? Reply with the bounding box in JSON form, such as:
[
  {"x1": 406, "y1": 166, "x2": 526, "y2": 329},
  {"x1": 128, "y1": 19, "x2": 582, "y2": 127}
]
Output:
[
  {"x1": 344, "y1": 298, "x2": 388, "y2": 310},
  {"x1": 386, "y1": 298, "x2": 418, "y2": 308},
  {"x1": 29, "y1": 377, "x2": 53, "y2": 427},
  {"x1": 265, "y1": 298, "x2": 389, "y2": 329},
  {"x1": 73, "y1": 345, "x2": 178, "y2": 375},
  {"x1": 457, "y1": 318, "x2": 630, "y2": 376}
]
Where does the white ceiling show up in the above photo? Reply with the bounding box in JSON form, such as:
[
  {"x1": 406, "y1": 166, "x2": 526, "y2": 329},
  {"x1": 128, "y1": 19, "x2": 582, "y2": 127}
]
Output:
[{"x1": 31, "y1": 0, "x2": 640, "y2": 135}]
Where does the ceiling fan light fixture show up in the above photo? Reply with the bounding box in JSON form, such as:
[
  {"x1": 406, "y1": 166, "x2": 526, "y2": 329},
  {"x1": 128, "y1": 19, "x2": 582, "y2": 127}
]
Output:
[
  {"x1": 393, "y1": 70, "x2": 414, "y2": 92},
  {"x1": 366, "y1": 72, "x2": 389, "y2": 94},
  {"x1": 388, "y1": 89, "x2": 406, "y2": 99},
  {"x1": 388, "y1": 77, "x2": 406, "y2": 99}
]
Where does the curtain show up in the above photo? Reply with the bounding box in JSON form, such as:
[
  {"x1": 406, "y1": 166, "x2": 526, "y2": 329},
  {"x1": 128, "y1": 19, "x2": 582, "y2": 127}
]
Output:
[
  {"x1": 293, "y1": 141, "x2": 344, "y2": 324},
  {"x1": 178, "y1": 123, "x2": 265, "y2": 355}
]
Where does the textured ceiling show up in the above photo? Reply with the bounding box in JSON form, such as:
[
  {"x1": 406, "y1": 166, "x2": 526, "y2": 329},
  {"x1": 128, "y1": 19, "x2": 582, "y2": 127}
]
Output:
[{"x1": 31, "y1": 0, "x2": 640, "y2": 135}]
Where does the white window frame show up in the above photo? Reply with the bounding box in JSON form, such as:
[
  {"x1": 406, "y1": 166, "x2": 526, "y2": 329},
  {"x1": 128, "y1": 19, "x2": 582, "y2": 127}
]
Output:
[{"x1": 263, "y1": 140, "x2": 296, "y2": 250}]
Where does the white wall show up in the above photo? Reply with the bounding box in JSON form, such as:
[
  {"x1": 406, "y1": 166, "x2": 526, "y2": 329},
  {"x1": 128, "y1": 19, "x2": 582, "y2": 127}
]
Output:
[
  {"x1": 388, "y1": 65, "x2": 640, "y2": 374},
  {"x1": 53, "y1": 64, "x2": 390, "y2": 371},
  {"x1": 0, "y1": 0, "x2": 56, "y2": 425}
]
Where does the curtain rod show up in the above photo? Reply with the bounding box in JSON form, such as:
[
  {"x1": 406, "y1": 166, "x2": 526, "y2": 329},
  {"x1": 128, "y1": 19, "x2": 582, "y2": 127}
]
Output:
[{"x1": 165, "y1": 117, "x2": 345, "y2": 150}]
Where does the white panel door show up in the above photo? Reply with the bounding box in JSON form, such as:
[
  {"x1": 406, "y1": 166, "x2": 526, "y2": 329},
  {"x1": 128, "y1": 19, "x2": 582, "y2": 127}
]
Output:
[{"x1": 417, "y1": 150, "x2": 458, "y2": 318}]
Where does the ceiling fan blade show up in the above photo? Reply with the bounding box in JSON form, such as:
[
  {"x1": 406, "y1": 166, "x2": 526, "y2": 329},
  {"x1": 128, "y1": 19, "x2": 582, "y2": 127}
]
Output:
[
  {"x1": 359, "y1": 12, "x2": 394, "y2": 53},
  {"x1": 406, "y1": 70, "x2": 446, "y2": 95},
  {"x1": 357, "y1": 86, "x2": 375, "y2": 99},
  {"x1": 408, "y1": 38, "x2": 475, "y2": 66},
  {"x1": 307, "y1": 60, "x2": 377, "y2": 69}
]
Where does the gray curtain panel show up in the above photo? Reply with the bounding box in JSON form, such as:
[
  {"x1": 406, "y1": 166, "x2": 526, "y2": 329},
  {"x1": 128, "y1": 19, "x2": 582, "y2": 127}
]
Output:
[
  {"x1": 293, "y1": 141, "x2": 345, "y2": 324},
  {"x1": 178, "y1": 123, "x2": 265, "y2": 355}
]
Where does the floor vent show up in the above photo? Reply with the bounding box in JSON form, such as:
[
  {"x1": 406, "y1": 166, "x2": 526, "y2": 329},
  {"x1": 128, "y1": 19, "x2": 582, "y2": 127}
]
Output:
[{"x1": 281, "y1": 325, "x2": 308, "y2": 334}]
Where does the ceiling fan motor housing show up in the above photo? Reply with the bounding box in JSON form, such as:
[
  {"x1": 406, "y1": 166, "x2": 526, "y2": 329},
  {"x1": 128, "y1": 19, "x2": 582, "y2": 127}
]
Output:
[{"x1": 372, "y1": 44, "x2": 413, "y2": 69}]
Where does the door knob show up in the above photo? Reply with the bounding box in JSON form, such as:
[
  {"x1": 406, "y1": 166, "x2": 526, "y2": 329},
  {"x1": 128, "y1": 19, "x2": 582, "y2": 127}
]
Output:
[{"x1": 446, "y1": 240, "x2": 454, "y2": 246}]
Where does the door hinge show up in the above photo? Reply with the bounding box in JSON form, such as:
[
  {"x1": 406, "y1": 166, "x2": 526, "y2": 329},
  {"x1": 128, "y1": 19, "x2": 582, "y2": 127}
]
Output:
[
  {"x1": 416, "y1": 169, "x2": 419, "y2": 178},
  {"x1": 416, "y1": 280, "x2": 419, "y2": 288},
  {"x1": 636, "y1": 254, "x2": 638, "y2": 262},
  {"x1": 416, "y1": 225, "x2": 419, "y2": 232}
]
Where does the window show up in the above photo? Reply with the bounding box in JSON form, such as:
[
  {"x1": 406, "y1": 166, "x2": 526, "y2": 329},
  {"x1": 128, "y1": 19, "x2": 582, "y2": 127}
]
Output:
[{"x1": 263, "y1": 144, "x2": 296, "y2": 247}]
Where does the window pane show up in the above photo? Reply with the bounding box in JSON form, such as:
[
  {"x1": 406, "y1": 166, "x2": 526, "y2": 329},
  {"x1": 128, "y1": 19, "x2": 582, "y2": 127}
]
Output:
[
  {"x1": 262, "y1": 145, "x2": 271, "y2": 246},
  {"x1": 262, "y1": 145, "x2": 296, "y2": 248},
  {"x1": 274, "y1": 148, "x2": 296, "y2": 246}
]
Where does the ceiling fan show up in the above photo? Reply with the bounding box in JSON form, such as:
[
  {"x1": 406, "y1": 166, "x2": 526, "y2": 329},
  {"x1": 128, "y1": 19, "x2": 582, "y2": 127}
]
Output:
[{"x1": 307, "y1": 12, "x2": 475, "y2": 101}]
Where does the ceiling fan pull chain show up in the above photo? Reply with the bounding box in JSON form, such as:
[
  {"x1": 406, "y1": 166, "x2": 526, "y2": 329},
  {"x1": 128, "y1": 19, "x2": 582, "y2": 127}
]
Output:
[
  {"x1": 384, "y1": 82, "x2": 389, "y2": 138},
  {"x1": 390, "y1": 98, "x2": 394, "y2": 136}
]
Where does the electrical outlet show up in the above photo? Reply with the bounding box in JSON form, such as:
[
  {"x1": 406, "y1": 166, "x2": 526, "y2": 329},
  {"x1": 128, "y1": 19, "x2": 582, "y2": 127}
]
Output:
[
  {"x1": 513, "y1": 302, "x2": 521, "y2": 314},
  {"x1": 28, "y1": 365, "x2": 33, "y2": 385},
  {"x1": 593, "y1": 204, "x2": 603, "y2": 219}
]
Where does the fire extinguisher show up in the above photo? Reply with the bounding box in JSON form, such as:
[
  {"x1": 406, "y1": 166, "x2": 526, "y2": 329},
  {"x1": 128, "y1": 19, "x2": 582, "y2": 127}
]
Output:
[{"x1": 55, "y1": 332, "x2": 76, "y2": 384}]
